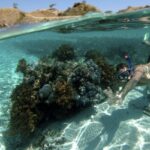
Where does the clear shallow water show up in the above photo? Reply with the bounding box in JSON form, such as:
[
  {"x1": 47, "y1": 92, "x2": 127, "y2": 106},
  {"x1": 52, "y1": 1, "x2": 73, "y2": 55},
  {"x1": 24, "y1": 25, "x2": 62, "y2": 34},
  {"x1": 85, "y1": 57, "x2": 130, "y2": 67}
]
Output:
[
  {"x1": 60, "y1": 87, "x2": 150, "y2": 150},
  {"x1": 0, "y1": 39, "x2": 39, "y2": 149},
  {"x1": 0, "y1": 9, "x2": 150, "y2": 150}
]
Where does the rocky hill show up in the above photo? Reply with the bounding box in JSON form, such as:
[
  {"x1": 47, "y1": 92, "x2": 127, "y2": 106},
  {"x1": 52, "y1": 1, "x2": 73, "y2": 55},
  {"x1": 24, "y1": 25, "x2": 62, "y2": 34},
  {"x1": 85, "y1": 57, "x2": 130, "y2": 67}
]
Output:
[
  {"x1": 118, "y1": 5, "x2": 150, "y2": 13},
  {"x1": 0, "y1": 8, "x2": 25, "y2": 27},
  {"x1": 28, "y1": 9, "x2": 59, "y2": 17},
  {"x1": 60, "y1": 2, "x2": 100, "y2": 16},
  {"x1": 21, "y1": 9, "x2": 62, "y2": 23},
  {"x1": 0, "y1": 8, "x2": 80, "y2": 27},
  {"x1": 0, "y1": 2, "x2": 100, "y2": 28},
  {"x1": 0, "y1": 3, "x2": 149, "y2": 28}
]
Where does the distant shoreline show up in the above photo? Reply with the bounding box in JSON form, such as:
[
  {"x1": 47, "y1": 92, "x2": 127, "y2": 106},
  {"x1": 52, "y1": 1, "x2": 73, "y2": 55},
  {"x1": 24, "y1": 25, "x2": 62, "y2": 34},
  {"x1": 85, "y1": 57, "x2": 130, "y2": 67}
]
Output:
[{"x1": 0, "y1": 3, "x2": 149, "y2": 29}]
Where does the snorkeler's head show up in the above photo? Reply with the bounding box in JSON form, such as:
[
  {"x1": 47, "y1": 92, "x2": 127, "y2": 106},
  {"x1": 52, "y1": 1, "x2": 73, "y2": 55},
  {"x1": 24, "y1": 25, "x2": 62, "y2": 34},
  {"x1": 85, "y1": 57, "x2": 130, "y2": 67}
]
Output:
[
  {"x1": 116, "y1": 63, "x2": 131, "y2": 81},
  {"x1": 116, "y1": 63, "x2": 128, "y2": 72}
]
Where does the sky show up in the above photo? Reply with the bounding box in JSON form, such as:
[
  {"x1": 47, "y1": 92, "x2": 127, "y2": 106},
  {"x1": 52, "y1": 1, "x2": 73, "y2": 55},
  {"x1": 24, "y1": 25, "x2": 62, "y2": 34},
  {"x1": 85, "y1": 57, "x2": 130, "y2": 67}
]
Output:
[{"x1": 0, "y1": 0, "x2": 150, "y2": 12}]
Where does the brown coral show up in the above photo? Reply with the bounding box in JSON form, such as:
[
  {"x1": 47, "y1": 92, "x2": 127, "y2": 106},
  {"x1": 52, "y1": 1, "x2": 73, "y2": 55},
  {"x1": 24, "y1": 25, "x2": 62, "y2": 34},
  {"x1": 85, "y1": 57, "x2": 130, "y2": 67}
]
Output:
[
  {"x1": 52, "y1": 44, "x2": 75, "y2": 61},
  {"x1": 16, "y1": 58, "x2": 28, "y2": 75},
  {"x1": 10, "y1": 83, "x2": 40, "y2": 136},
  {"x1": 85, "y1": 50, "x2": 116, "y2": 89},
  {"x1": 54, "y1": 79, "x2": 74, "y2": 109}
]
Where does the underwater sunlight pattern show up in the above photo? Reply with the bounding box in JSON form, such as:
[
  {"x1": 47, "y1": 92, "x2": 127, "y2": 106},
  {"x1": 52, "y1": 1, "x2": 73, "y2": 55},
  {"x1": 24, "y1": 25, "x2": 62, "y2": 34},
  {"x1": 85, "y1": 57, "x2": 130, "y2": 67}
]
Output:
[{"x1": 0, "y1": 8, "x2": 150, "y2": 150}]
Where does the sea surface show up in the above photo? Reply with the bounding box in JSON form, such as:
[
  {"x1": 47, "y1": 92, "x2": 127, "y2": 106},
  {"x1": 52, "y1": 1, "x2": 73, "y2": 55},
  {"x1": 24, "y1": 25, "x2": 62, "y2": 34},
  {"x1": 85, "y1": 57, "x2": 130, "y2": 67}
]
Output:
[{"x1": 0, "y1": 9, "x2": 150, "y2": 150}]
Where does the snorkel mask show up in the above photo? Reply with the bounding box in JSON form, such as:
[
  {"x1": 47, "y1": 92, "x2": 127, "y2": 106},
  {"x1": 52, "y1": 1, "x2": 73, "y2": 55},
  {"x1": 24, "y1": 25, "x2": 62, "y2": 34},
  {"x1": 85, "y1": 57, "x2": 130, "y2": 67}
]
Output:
[
  {"x1": 117, "y1": 53, "x2": 134, "y2": 81},
  {"x1": 117, "y1": 70, "x2": 131, "y2": 81}
]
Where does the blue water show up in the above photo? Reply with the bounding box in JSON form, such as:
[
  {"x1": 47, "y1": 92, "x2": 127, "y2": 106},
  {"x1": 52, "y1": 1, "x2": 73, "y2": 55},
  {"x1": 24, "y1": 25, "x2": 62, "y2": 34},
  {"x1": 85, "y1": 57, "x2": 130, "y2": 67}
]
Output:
[{"x1": 0, "y1": 9, "x2": 150, "y2": 150}]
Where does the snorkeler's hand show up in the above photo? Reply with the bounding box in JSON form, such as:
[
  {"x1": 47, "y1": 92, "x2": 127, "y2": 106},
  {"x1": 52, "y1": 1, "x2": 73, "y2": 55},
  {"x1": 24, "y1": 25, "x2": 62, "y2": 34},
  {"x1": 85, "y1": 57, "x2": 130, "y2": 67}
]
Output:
[
  {"x1": 103, "y1": 87, "x2": 121, "y2": 105},
  {"x1": 115, "y1": 92, "x2": 123, "y2": 105},
  {"x1": 103, "y1": 87, "x2": 113, "y2": 97}
]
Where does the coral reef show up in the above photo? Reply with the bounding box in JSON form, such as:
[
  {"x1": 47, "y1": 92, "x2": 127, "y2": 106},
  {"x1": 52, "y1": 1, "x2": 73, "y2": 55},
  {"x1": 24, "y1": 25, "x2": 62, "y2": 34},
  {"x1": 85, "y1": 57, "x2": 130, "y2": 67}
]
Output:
[
  {"x1": 16, "y1": 58, "x2": 28, "y2": 75},
  {"x1": 85, "y1": 50, "x2": 116, "y2": 89},
  {"x1": 9, "y1": 44, "x2": 114, "y2": 140},
  {"x1": 52, "y1": 44, "x2": 75, "y2": 61},
  {"x1": 54, "y1": 79, "x2": 74, "y2": 108},
  {"x1": 30, "y1": 129, "x2": 66, "y2": 150},
  {"x1": 10, "y1": 82, "x2": 40, "y2": 136},
  {"x1": 39, "y1": 130, "x2": 66, "y2": 150},
  {"x1": 69, "y1": 59, "x2": 101, "y2": 106}
]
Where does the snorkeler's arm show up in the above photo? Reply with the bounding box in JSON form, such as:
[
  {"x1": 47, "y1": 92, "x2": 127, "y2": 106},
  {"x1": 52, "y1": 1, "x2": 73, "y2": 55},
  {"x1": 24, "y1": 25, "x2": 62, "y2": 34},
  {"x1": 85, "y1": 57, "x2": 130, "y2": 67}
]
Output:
[
  {"x1": 104, "y1": 67, "x2": 143, "y2": 104},
  {"x1": 118, "y1": 67, "x2": 143, "y2": 100}
]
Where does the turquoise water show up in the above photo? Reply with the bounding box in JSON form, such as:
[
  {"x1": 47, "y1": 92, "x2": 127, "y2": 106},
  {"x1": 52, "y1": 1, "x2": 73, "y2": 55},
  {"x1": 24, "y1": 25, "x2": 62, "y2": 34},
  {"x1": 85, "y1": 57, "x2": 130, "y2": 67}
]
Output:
[{"x1": 0, "y1": 9, "x2": 150, "y2": 150}]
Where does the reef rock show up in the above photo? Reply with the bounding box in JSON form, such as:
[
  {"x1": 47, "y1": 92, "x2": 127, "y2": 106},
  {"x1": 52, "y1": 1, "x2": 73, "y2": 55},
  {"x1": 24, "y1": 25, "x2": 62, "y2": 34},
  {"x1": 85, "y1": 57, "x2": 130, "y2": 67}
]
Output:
[{"x1": 9, "y1": 44, "x2": 114, "y2": 140}]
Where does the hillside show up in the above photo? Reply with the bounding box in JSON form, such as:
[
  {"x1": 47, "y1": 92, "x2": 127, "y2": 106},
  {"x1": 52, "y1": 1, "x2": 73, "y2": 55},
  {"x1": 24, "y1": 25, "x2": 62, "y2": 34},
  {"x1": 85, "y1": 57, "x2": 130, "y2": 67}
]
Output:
[
  {"x1": 60, "y1": 2, "x2": 100, "y2": 16},
  {"x1": 0, "y1": 3, "x2": 149, "y2": 28},
  {"x1": 21, "y1": 9, "x2": 64, "y2": 23},
  {"x1": 0, "y1": 8, "x2": 80, "y2": 27},
  {"x1": 118, "y1": 5, "x2": 150, "y2": 13},
  {"x1": 0, "y1": 8, "x2": 25, "y2": 27},
  {"x1": 0, "y1": 2, "x2": 100, "y2": 28}
]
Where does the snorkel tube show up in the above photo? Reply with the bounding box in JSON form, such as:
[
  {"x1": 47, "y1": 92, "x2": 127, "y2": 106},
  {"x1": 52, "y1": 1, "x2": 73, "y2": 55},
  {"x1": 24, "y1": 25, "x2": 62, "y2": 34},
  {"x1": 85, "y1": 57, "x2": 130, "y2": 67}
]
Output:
[{"x1": 124, "y1": 53, "x2": 134, "y2": 75}]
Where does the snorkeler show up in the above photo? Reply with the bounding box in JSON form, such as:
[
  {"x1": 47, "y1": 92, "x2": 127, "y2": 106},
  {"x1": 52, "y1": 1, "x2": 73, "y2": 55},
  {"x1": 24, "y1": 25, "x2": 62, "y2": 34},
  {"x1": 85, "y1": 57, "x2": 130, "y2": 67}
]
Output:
[
  {"x1": 104, "y1": 55, "x2": 150, "y2": 106},
  {"x1": 104, "y1": 32, "x2": 150, "y2": 105}
]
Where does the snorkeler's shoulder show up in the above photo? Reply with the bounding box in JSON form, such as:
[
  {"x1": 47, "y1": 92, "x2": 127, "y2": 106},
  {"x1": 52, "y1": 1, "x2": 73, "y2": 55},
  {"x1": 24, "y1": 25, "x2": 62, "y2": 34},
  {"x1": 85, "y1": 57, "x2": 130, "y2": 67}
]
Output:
[{"x1": 135, "y1": 64, "x2": 144, "y2": 71}]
